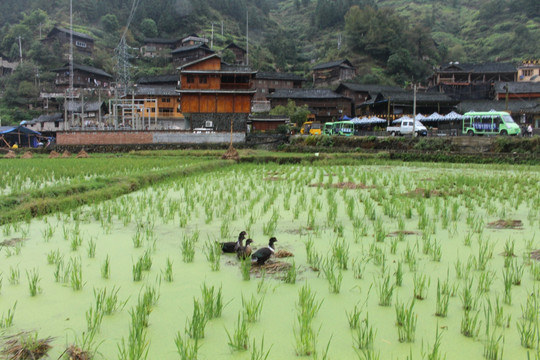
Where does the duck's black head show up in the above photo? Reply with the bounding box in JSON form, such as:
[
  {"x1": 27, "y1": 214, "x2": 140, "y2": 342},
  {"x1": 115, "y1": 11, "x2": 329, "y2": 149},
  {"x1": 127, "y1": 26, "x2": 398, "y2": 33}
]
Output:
[
  {"x1": 245, "y1": 239, "x2": 253, "y2": 246},
  {"x1": 239, "y1": 231, "x2": 247, "y2": 240},
  {"x1": 269, "y1": 237, "x2": 277, "y2": 245}
]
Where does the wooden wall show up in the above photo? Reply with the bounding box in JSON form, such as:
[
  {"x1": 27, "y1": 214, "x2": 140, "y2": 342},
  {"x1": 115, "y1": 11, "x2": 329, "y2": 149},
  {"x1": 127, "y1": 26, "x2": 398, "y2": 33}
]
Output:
[{"x1": 181, "y1": 94, "x2": 252, "y2": 113}]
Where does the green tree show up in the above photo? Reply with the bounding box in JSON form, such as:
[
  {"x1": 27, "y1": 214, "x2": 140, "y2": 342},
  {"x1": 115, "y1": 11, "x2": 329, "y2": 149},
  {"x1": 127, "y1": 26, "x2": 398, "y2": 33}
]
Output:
[
  {"x1": 140, "y1": 18, "x2": 158, "y2": 38},
  {"x1": 101, "y1": 14, "x2": 119, "y2": 33},
  {"x1": 222, "y1": 49, "x2": 236, "y2": 64},
  {"x1": 270, "y1": 99, "x2": 310, "y2": 126}
]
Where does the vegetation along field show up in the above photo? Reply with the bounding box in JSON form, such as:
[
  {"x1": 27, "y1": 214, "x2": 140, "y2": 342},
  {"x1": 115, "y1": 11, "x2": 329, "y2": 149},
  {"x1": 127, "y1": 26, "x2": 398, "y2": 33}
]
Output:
[{"x1": 0, "y1": 153, "x2": 539, "y2": 359}]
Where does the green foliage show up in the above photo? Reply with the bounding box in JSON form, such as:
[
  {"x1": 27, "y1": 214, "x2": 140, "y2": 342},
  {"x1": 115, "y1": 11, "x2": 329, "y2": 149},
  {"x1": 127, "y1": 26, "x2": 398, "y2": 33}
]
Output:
[
  {"x1": 101, "y1": 14, "x2": 119, "y2": 33},
  {"x1": 140, "y1": 18, "x2": 158, "y2": 38},
  {"x1": 269, "y1": 100, "x2": 310, "y2": 126}
]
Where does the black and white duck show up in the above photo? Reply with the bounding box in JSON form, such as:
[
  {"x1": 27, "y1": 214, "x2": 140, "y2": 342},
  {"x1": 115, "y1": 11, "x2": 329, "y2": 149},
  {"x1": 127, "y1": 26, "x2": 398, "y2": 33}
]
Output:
[
  {"x1": 237, "y1": 239, "x2": 254, "y2": 260},
  {"x1": 251, "y1": 237, "x2": 277, "y2": 265},
  {"x1": 221, "y1": 231, "x2": 247, "y2": 253}
]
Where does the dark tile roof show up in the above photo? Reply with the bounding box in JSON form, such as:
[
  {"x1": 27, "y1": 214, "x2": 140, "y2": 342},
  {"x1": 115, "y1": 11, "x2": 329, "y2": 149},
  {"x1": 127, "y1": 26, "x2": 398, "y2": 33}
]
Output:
[
  {"x1": 267, "y1": 89, "x2": 349, "y2": 100},
  {"x1": 54, "y1": 27, "x2": 94, "y2": 41},
  {"x1": 313, "y1": 59, "x2": 354, "y2": 71},
  {"x1": 137, "y1": 75, "x2": 178, "y2": 84},
  {"x1": 171, "y1": 44, "x2": 214, "y2": 55},
  {"x1": 66, "y1": 101, "x2": 104, "y2": 112},
  {"x1": 380, "y1": 90, "x2": 456, "y2": 103},
  {"x1": 256, "y1": 72, "x2": 305, "y2": 81},
  {"x1": 29, "y1": 113, "x2": 64, "y2": 124},
  {"x1": 438, "y1": 62, "x2": 516, "y2": 73},
  {"x1": 52, "y1": 63, "x2": 112, "y2": 78},
  {"x1": 336, "y1": 83, "x2": 402, "y2": 93},
  {"x1": 494, "y1": 81, "x2": 540, "y2": 94},
  {"x1": 457, "y1": 100, "x2": 540, "y2": 113},
  {"x1": 221, "y1": 64, "x2": 255, "y2": 73},
  {"x1": 225, "y1": 42, "x2": 246, "y2": 52},
  {"x1": 132, "y1": 85, "x2": 178, "y2": 96},
  {"x1": 144, "y1": 38, "x2": 177, "y2": 44}
]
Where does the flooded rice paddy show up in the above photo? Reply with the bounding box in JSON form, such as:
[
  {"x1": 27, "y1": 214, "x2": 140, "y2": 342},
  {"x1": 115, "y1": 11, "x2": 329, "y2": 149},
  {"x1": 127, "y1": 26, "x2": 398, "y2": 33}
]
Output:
[{"x1": 0, "y1": 161, "x2": 539, "y2": 359}]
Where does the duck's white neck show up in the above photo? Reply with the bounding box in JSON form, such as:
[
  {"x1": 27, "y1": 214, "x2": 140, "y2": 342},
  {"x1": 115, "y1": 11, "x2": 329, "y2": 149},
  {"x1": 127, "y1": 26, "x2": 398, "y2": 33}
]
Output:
[{"x1": 267, "y1": 246, "x2": 275, "y2": 253}]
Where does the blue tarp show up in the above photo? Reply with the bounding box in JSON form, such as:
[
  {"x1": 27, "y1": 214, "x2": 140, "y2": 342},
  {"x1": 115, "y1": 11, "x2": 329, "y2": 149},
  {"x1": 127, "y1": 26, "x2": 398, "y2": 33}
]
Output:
[{"x1": 0, "y1": 126, "x2": 41, "y2": 148}]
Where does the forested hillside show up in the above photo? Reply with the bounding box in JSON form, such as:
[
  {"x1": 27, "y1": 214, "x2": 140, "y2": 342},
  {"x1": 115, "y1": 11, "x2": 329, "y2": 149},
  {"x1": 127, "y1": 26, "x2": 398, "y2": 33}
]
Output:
[{"x1": 0, "y1": 0, "x2": 538, "y2": 122}]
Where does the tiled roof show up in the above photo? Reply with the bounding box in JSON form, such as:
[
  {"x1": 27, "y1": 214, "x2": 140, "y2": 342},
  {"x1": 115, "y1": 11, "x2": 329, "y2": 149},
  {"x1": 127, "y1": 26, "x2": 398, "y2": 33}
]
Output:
[
  {"x1": 137, "y1": 75, "x2": 178, "y2": 84},
  {"x1": 66, "y1": 101, "x2": 104, "y2": 112},
  {"x1": 380, "y1": 90, "x2": 456, "y2": 103},
  {"x1": 132, "y1": 85, "x2": 178, "y2": 96},
  {"x1": 54, "y1": 27, "x2": 94, "y2": 41},
  {"x1": 52, "y1": 63, "x2": 112, "y2": 78},
  {"x1": 28, "y1": 113, "x2": 64, "y2": 124},
  {"x1": 171, "y1": 44, "x2": 214, "y2": 55},
  {"x1": 313, "y1": 59, "x2": 354, "y2": 70},
  {"x1": 225, "y1": 42, "x2": 246, "y2": 52},
  {"x1": 438, "y1": 62, "x2": 516, "y2": 73},
  {"x1": 256, "y1": 72, "x2": 305, "y2": 81},
  {"x1": 144, "y1": 38, "x2": 177, "y2": 44},
  {"x1": 457, "y1": 99, "x2": 539, "y2": 113},
  {"x1": 494, "y1": 81, "x2": 540, "y2": 94},
  {"x1": 336, "y1": 83, "x2": 402, "y2": 93},
  {"x1": 267, "y1": 89, "x2": 349, "y2": 100}
]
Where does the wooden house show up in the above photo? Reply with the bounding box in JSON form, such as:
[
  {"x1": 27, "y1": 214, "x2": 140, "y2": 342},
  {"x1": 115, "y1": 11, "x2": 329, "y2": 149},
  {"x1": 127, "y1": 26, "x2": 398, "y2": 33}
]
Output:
[
  {"x1": 42, "y1": 26, "x2": 94, "y2": 55},
  {"x1": 312, "y1": 59, "x2": 356, "y2": 87},
  {"x1": 24, "y1": 113, "x2": 64, "y2": 135},
  {"x1": 518, "y1": 60, "x2": 540, "y2": 82},
  {"x1": 172, "y1": 44, "x2": 215, "y2": 65},
  {"x1": 65, "y1": 100, "x2": 108, "y2": 128},
  {"x1": 0, "y1": 54, "x2": 17, "y2": 76},
  {"x1": 335, "y1": 83, "x2": 402, "y2": 117},
  {"x1": 493, "y1": 82, "x2": 540, "y2": 101},
  {"x1": 248, "y1": 115, "x2": 290, "y2": 132},
  {"x1": 181, "y1": 34, "x2": 209, "y2": 47},
  {"x1": 52, "y1": 63, "x2": 112, "y2": 90},
  {"x1": 176, "y1": 54, "x2": 256, "y2": 131},
  {"x1": 141, "y1": 38, "x2": 180, "y2": 58},
  {"x1": 224, "y1": 43, "x2": 247, "y2": 65},
  {"x1": 428, "y1": 62, "x2": 516, "y2": 100},
  {"x1": 253, "y1": 72, "x2": 305, "y2": 101},
  {"x1": 267, "y1": 89, "x2": 352, "y2": 123}
]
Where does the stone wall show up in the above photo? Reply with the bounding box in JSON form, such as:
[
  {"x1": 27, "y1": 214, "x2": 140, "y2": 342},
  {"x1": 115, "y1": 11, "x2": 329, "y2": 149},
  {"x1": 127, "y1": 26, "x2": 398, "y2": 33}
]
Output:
[{"x1": 188, "y1": 113, "x2": 248, "y2": 132}]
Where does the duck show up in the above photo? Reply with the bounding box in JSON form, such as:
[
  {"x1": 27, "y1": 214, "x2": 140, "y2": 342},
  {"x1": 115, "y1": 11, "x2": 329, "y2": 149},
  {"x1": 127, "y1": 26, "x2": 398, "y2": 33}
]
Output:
[
  {"x1": 221, "y1": 231, "x2": 247, "y2": 253},
  {"x1": 251, "y1": 237, "x2": 277, "y2": 265},
  {"x1": 237, "y1": 239, "x2": 254, "y2": 260}
]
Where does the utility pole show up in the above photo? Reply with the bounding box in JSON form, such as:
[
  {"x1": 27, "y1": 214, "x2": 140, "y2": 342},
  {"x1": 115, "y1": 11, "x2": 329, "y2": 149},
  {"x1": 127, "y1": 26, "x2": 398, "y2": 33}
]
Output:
[
  {"x1": 504, "y1": 83, "x2": 509, "y2": 111},
  {"x1": 211, "y1": 23, "x2": 214, "y2": 49},
  {"x1": 412, "y1": 83, "x2": 417, "y2": 136},
  {"x1": 17, "y1": 36, "x2": 23, "y2": 64},
  {"x1": 246, "y1": 10, "x2": 249, "y2": 66},
  {"x1": 221, "y1": 21, "x2": 224, "y2": 36},
  {"x1": 69, "y1": 0, "x2": 74, "y2": 127}
]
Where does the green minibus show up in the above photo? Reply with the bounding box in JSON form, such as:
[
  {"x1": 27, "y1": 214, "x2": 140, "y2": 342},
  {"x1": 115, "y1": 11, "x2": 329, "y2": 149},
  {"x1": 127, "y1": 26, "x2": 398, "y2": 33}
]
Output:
[{"x1": 462, "y1": 111, "x2": 520, "y2": 136}]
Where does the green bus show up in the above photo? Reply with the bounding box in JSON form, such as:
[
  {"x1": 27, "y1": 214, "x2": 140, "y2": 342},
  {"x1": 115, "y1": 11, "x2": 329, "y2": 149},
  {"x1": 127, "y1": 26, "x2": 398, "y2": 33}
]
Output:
[
  {"x1": 324, "y1": 122, "x2": 334, "y2": 135},
  {"x1": 462, "y1": 111, "x2": 520, "y2": 136},
  {"x1": 333, "y1": 120, "x2": 354, "y2": 136}
]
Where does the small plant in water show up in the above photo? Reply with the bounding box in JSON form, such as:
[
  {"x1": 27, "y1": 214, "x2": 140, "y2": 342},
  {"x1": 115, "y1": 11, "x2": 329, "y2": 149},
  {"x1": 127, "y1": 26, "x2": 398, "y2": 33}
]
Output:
[
  {"x1": 175, "y1": 332, "x2": 199, "y2": 360},
  {"x1": 26, "y1": 268, "x2": 41, "y2": 296},
  {"x1": 395, "y1": 299, "x2": 417, "y2": 343},
  {"x1": 101, "y1": 255, "x2": 110, "y2": 279},
  {"x1": 226, "y1": 312, "x2": 249, "y2": 351},
  {"x1": 0, "y1": 301, "x2": 17, "y2": 328}
]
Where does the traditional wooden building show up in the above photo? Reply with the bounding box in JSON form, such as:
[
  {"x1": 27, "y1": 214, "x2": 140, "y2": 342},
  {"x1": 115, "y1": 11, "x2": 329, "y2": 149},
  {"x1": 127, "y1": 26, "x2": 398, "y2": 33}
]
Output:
[
  {"x1": 52, "y1": 63, "x2": 113, "y2": 90},
  {"x1": 172, "y1": 44, "x2": 215, "y2": 65},
  {"x1": 428, "y1": 62, "x2": 517, "y2": 100},
  {"x1": 0, "y1": 54, "x2": 17, "y2": 76},
  {"x1": 253, "y1": 72, "x2": 305, "y2": 101},
  {"x1": 267, "y1": 89, "x2": 352, "y2": 123},
  {"x1": 335, "y1": 83, "x2": 402, "y2": 117},
  {"x1": 141, "y1": 38, "x2": 180, "y2": 58},
  {"x1": 518, "y1": 60, "x2": 540, "y2": 82},
  {"x1": 312, "y1": 59, "x2": 356, "y2": 87},
  {"x1": 177, "y1": 54, "x2": 256, "y2": 131},
  {"x1": 494, "y1": 82, "x2": 540, "y2": 101},
  {"x1": 42, "y1": 26, "x2": 94, "y2": 55},
  {"x1": 224, "y1": 43, "x2": 247, "y2": 65},
  {"x1": 248, "y1": 115, "x2": 290, "y2": 132},
  {"x1": 181, "y1": 34, "x2": 209, "y2": 47},
  {"x1": 24, "y1": 113, "x2": 64, "y2": 134},
  {"x1": 357, "y1": 90, "x2": 458, "y2": 119},
  {"x1": 65, "y1": 100, "x2": 108, "y2": 128}
]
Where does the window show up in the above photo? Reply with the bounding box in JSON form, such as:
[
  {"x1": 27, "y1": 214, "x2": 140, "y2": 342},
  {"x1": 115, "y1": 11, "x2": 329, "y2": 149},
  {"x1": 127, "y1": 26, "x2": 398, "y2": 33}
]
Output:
[
  {"x1": 54, "y1": 122, "x2": 59, "y2": 128},
  {"x1": 159, "y1": 108, "x2": 174, "y2": 115},
  {"x1": 186, "y1": 75, "x2": 194, "y2": 84},
  {"x1": 162, "y1": 98, "x2": 171, "y2": 103},
  {"x1": 199, "y1": 75, "x2": 208, "y2": 84},
  {"x1": 522, "y1": 69, "x2": 533, "y2": 77},
  {"x1": 75, "y1": 41, "x2": 87, "y2": 48}
]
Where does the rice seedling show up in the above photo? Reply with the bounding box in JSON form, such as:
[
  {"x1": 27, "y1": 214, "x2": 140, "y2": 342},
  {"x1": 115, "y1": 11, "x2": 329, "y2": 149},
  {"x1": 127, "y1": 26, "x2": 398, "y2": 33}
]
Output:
[
  {"x1": 132, "y1": 259, "x2": 144, "y2": 282},
  {"x1": 322, "y1": 258, "x2": 343, "y2": 294},
  {"x1": 102, "y1": 286, "x2": 125, "y2": 315},
  {"x1": 250, "y1": 336, "x2": 272, "y2": 360},
  {"x1": 413, "y1": 273, "x2": 430, "y2": 300},
  {"x1": 0, "y1": 301, "x2": 16, "y2": 328},
  {"x1": 226, "y1": 312, "x2": 249, "y2": 351},
  {"x1": 201, "y1": 283, "x2": 223, "y2": 319},
  {"x1": 530, "y1": 261, "x2": 540, "y2": 281},
  {"x1": 162, "y1": 257, "x2": 173, "y2": 282},
  {"x1": 511, "y1": 259, "x2": 525, "y2": 285},
  {"x1": 477, "y1": 270, "x2": 495, "y2": 293},
  {"x1": 2, "y1": 332, "x2": 53, "y2": 360},
  {"x1": 352, "y1": 258, "x2": 366, "y2": 280},
  {"x1": 461, "y1": 310, "x2": 481, "y2": 338},
  {"x1": 376, "y1": 270, "x2": 395, "y2": 307},
  {"x1": 502, "y1": 266, "x2": 513, "y2": 305},
  {"x1": 353, "y1": 313, "x2": 376, "y2": 350},
  {"x1": 461, "y1": 275, "x2": 479, "y2": 311},
  {"x1": 503, "y1": 238, "x2": 515, "y2": 257},
  {"x1": 284, "y1": 260, "x2": 297, "y2": 284},
  {"x1": 46, "y1": 249, "x2": 62, "y2": 265},
  {"x1": 132, "y1": 229, "x2": 143, "y2": 248},
  {"x1": 26, "y1": 268, "x2": 41, "y2": 296},
  {"x1": 483, "y1": 331, "x2": 504, "y2": 360},
  {"x1": 395, "y1": 299, "x2": 417, "y2": 343},
  {"x1": 242, "y1": 293, "x2": 264, "y2": 323},
  {"x1": 395, "y1": 261, "x2": 403, "y2": 287},
  {"x1": 517, "y1": 319, "x2": 538, "y2": 349},
  {"x1": 86, "y1": 298, "x2": 105, "y2": 335},
  {"x1": 422, "y1": 324, "x2": 445, "y2": 360},
  {"x1": 174, "y1": 332, "x2": 199, "y2": 360},
  {"x1": 430, "y1": 238, "x2": 442, "y2": 262},
  {"x1": 117, "y1": 307, "x2": 150, "y2": 360},
  {"x1": 240, "y1": 258, "x2": 251, "y2": 281},
  {"x1": 186, "y1": 298, "x2": 208, "y2": 340},
  {"x1": 87, "y1": 238, "x2": 96, "y2": 258},
  {"x1": 204, "y1": 238, "x2": 221, "y2": 271},
  {"x1": 373, "y1": 217, "x2": 387, "y2": 243},
  {"x1": 9, "y1": 266, "x2": 20, "y2": 285},
  {"x1": 347, "y1": 304, "x2": 363, "y2": 329},
  {"x1": 435, "y1": 279, "x2": 450, "y2": 317},
  {"x1": 101, "y1": 255, "x2": 110, "y2": 279},
  {"x1": 403, "y1": 243, "x2": 417, "y2": 272},
  {"x1": 181, "y1": 234, "x2": 196, "y2": 263},
  {"x1": 332, "y1": 238, "x2": 349, "y2": 270},
  {"x1": 139, "y1": 249, "x2": 153, "y2": 271},
  {"x1": 41, "y1": 223, "x2": 54, "y2": 242},
  {"x1": 66, "y1": 257, "x2": 83, "y2": 291}
]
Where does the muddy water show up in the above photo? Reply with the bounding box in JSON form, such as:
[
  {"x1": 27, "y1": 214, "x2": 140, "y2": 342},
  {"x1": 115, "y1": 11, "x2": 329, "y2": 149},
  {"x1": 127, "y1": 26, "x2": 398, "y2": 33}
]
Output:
[{"x1": 0, "y1": 163, "x2": 538, "y2": 359}]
